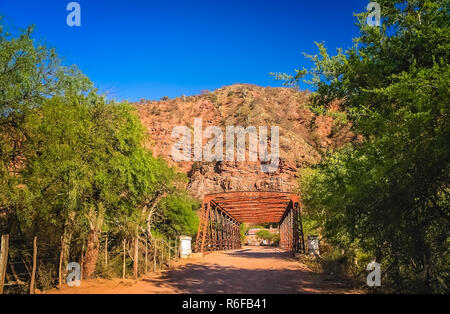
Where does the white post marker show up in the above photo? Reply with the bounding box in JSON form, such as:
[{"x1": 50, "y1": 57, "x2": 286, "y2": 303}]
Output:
[{"x1": 179, "y1": 236, "x2": 192, "y2": 259}]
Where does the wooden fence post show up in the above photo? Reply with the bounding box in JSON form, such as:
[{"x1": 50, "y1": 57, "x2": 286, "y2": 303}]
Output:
[
  {"x1": 58, "y1": 237, "x2": 63, "y2": 288},
  {"x1": 133, "y1": 237, "x2": 139, "y2": 279},
  {"x1": 153, "y1": 239, "x2": 157, "y2": 272},
  {"x1": 122, "y1": 239, "x2": 126, "y2": 279},
  {"x1": 0, "y1": 235, "x2": 9, "y2": 294},
  {"x1": 29, "y1": 236, "x2": 37, "y2": 294},
  {"x1": 80, "y1": 240, "x2": 85, "y2": 280},
  {"x1": 160, "y1": 239, "x2": 163, "y2": 270},
  {"x1": 104, "y1": 235, "x2": 108, "y2": 267},
  {"x1": 168, "y1": 239, "x2": 171, "y2": 264},
  {"x1": 175, "y1": 238, "x2": 178, "y2": 259}
]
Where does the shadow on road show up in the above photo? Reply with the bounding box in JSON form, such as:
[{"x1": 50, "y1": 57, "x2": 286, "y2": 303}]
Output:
[
  {"x1": 142, "y1": 264, "x2": 320, "y2": 294},
  {"x1": 224, "y1": 248, "x2": 293, "y2": 260},
  {"x1": 140, "y1": 247, "x2": 348, "y2": 294}
]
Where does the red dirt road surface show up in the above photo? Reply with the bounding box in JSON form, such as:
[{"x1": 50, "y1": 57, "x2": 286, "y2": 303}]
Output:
[{"x1": 49, "y1": 246, "x2": 358, "y2": 294}]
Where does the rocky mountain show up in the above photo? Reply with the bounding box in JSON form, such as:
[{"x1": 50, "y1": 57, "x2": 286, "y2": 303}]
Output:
[{"x1": 136, "y1": 84, "x2": 354, "y2": 199}]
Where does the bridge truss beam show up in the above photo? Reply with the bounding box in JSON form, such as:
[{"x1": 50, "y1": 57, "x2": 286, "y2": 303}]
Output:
[
  {"x1": 195, "y1": 192, "x2": 305, "y2": 254},
  {"x1": 195, "y1": 197, "x2": 242, "y2": 253}
]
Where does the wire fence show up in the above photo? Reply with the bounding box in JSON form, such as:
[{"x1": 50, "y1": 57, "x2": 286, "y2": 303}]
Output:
[{"x1": 0, "y1": 233, "x2": 184, "y2": 294}]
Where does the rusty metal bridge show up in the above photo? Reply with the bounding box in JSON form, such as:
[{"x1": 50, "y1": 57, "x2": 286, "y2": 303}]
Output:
[{"x1": 195, "y1": 191, "x2": 305, "y2": 254}]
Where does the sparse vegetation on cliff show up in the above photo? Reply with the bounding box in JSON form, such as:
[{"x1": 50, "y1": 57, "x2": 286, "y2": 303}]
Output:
[{"x1": 136, "y1": 84, "x2": 354, "y2": 198}]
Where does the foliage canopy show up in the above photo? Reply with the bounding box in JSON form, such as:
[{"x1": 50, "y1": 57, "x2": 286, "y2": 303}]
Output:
[
  {"x1": 0, "y1": 22, "x2": 199, "y2": 288},
  {"x1": 276, "y1": 0, "x2": 449, "y2": 293}
]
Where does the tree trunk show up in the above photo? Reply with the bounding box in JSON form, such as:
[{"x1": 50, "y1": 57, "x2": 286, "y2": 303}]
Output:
[
  {"x1": 82, "y1": 204, "x2": 105, "y2": 279},
  {"x1": 83, "y1": 227, "x2": 100, "y2": 279},
  {"x1": 145, "y1": 192, "x2": 167, "y2": 237},
  {"x1": 59, "y1": 211, "x2": 75, "y2": 287}
]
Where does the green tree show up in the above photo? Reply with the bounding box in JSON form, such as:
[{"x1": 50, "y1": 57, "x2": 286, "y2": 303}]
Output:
[
  {"x1": 276, "y1": 0, "x2": 449, "y2": 293},
  {"x1": 256, "y1": 230, "x2": 276, "y2": 243},
  {"x1": 0, "y1": 21, "x2": 200, "y2": 287},
  {"x1": 0, "y1": 23, "x2": 92, "y2": 225}
]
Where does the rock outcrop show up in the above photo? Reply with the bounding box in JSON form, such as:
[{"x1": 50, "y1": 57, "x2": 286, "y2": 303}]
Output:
[{"x1": 136, "y1": 84, "x2": 353, "y2": 199}]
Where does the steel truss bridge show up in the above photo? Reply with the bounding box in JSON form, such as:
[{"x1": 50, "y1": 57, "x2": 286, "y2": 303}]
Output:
[{"x1": 195, "y1": 191, "x2": 306, "y2": 254}]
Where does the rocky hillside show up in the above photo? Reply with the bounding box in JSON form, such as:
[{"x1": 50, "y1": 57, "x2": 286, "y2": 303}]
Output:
[{"x1": 136, "y1": 84, "x2": 354, "y2": 199}]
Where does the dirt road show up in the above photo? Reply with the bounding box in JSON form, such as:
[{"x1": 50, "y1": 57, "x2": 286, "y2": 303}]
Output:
[{"x1": 50, "y1": 246, "x2": 356, "y2": 294}]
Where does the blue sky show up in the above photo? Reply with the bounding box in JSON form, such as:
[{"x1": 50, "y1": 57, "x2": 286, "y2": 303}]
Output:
[{"x1": 0, "y1": 0, "x2": 368, "y2": 101}]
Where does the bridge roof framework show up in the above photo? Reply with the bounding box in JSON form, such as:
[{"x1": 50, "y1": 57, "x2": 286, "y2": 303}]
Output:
[{"x1": 195, "y1": 191, "x2": 305, "y2": 254}]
